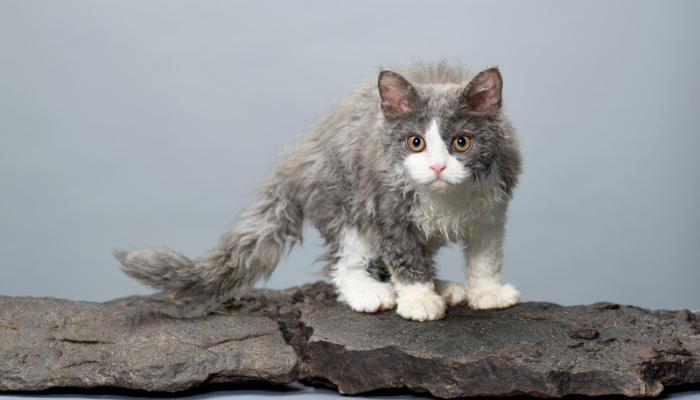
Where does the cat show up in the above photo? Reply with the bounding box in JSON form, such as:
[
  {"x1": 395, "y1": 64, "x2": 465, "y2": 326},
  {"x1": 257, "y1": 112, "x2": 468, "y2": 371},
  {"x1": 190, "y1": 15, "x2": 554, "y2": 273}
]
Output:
[{"x1": 115, "y1": 60, "x2": 522, "y2": 321}]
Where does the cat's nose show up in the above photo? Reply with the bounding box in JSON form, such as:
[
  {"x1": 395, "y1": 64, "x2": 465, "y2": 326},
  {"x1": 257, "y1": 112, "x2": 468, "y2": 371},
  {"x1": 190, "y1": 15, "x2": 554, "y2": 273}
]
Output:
[{"x1": 430, "y1": 165, "x2": 447, "y2": 177}]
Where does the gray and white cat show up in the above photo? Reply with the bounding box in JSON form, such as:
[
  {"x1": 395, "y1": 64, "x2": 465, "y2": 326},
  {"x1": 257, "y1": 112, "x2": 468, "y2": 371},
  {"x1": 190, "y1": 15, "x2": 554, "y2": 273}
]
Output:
[{"x1": 115, "y1": 61, "x2": 522, "y2": 321}]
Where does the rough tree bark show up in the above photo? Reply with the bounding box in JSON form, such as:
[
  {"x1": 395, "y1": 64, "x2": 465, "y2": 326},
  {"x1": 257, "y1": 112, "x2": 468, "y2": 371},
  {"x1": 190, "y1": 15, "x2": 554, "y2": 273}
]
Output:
[{"x1": 1, "y1": 282, "x2": 698, "y2": 398}]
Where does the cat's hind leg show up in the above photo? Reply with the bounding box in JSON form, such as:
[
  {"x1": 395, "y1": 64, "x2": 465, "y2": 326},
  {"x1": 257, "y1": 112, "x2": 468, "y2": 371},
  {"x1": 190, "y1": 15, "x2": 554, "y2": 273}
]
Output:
[
  {"x1": 434, "y1": 279, "x2": 468, "y2": 306},
  {"x1": 329, "y1": 229, "x2": 396, "y2": 313}
]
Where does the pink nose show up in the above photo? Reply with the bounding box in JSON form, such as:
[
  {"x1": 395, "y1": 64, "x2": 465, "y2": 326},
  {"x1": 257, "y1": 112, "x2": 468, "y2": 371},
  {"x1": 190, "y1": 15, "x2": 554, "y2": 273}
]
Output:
[{"x1": 430, "y1": 165, "x2": 446, "y2": 177}]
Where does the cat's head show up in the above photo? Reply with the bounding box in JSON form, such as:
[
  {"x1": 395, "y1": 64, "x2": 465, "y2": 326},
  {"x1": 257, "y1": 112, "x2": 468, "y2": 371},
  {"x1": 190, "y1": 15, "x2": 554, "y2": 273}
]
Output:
[{"x1": 378, "y1": 66, "x2": 519, "y2": 194}]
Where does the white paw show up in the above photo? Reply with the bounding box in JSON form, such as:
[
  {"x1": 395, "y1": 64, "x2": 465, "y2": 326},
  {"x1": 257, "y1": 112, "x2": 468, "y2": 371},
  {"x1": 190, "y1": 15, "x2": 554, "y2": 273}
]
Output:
[
  {"x1": 395, "y1": 282, "x2": 447, "y2": 321},
  {"x1": 338, "y1": 281, "x2": 396, "y2": 313},
  {"x1": 434, "y1": 279, "x2": 468, "y2": 306},
  {"x1": 467, "y1": 283, "x2": 520, "y2": 310}
]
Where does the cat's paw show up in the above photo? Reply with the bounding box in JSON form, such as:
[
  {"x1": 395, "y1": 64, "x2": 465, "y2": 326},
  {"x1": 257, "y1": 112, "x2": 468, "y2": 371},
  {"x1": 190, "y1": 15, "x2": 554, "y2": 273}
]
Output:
[
  {"x1": 467, "y1": 283, "x2": 520, "y2": 310},
  {"x1": 339, "y1": 281, "x2": 396, "y2": 313},
  {"x1": 434, "y1": 279, "x2": 468, "y2": 306},
  {"x1": 395, "y1": 282, "x2": 446, "y2": 321}
]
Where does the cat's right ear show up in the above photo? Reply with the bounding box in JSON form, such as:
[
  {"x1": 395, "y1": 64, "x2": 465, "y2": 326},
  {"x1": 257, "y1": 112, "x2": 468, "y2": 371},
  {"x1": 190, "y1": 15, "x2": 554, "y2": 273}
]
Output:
[
  {"x1": 460, "y1": 67, "x2": 503, "y2": 117},
  {"x1": 378, "y1": 70, "x2": 418, "y2": 118}
]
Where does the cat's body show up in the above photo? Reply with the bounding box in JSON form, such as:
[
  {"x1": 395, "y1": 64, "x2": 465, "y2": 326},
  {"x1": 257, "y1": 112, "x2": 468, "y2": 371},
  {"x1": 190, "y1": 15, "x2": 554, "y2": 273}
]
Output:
[{"x1": 116, "y1": 61, "x2": 522, "y2": 321}]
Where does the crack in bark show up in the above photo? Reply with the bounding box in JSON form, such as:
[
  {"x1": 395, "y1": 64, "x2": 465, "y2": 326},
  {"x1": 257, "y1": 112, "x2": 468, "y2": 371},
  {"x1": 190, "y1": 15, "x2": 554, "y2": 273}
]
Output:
[
  {"x1": 61, "y1": 360, "x2": 100, "y2": 369},
  {"x1": 55, "y1": 338, "x2": 115, "y2": 345},
  {"x1": 203, "y1": 333, "x2": 279, "y2": 349}
]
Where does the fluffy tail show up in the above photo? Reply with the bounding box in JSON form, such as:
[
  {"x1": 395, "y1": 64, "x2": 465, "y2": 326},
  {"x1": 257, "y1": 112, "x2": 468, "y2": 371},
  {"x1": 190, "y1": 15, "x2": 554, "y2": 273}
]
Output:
[{"x1": 115, "y1": 187, "x2": 303, "y2": 307}]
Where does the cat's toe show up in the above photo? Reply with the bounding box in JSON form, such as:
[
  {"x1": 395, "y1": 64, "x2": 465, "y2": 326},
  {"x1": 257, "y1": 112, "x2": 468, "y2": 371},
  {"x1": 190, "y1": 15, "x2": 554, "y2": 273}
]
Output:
[
  {"x1": 341, "y1": 282, "x2": 396, "y2": 313},
  {"x1": 467, "y1": 283, "x2": 520, "y2": 310},
  {"x1": 395, "y1": 283, "x2": 446, "y2": 321},
  {"x1": 396, "y1": 293, "x2": 447, "y2": 321},
  {"x1": 434, "y1": 279, "x2": 468, "y2": 306}
]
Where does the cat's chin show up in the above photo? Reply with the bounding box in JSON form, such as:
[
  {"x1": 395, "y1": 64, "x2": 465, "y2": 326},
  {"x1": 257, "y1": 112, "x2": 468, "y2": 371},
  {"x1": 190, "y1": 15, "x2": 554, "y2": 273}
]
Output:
[{"x1": 426, "y1": 180, "x2": 453, "y2": 192}]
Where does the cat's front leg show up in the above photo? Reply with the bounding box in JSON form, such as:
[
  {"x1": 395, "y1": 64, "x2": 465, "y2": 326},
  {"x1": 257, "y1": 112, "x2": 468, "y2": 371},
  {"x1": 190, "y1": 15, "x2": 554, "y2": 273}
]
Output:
[
  {"x1": 393, "y1": 280, "x2": 447, "y2": 321},
  {"x1": 382, "y1": 235, "x2": 446, "y2": 321},
  {"x1": 466, "y1": 278, "x2": 520, "y2": 310},
  {"x1": 464, "y1": 207, "x2": 521, "y2": 310}
]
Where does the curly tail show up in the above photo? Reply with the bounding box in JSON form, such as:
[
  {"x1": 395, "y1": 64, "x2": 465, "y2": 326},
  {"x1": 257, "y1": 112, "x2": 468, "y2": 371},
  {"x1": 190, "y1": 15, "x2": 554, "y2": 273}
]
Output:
[{"x1": 114, "y1": 187, "x2": 303, "y2": 307}]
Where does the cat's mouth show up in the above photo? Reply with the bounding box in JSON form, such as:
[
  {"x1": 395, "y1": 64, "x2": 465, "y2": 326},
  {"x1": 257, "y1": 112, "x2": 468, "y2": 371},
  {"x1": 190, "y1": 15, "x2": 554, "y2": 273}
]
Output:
[
  {"x1": 424, "y1": 170, "x2": 471, "y2": 192},
  {"x1": 427, "y1": 178, "x2": 452, "y2": 191}
]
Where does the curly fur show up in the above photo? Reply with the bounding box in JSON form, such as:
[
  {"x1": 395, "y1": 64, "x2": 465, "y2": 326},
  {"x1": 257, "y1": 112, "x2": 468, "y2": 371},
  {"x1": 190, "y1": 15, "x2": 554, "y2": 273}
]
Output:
[{"x1": 115, "y1": 60, "x2": 523, "y2": 320}]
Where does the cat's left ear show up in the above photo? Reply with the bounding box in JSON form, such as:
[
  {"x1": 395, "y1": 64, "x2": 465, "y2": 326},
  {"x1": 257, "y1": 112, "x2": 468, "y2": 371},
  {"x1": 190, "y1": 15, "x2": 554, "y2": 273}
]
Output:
[
  {"x1": 460, "y1": 67, "x2": 503, "y2": 117},
  {"x1": 378, "y1": 70, "x2": 418, "y2": 118}
]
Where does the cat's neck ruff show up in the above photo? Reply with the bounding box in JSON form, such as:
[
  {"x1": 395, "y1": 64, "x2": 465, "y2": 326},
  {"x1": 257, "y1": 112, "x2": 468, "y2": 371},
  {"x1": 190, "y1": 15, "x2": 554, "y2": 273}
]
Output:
[{"x1": 409, "y1": 165, "x2": 507, "y2": 242}]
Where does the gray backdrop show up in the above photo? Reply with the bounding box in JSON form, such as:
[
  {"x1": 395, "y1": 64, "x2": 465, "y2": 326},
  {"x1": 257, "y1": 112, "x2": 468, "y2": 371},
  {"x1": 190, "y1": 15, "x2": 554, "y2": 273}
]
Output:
[{"x1": 1, "y1": 0, "x2": 698, "y2": 313}]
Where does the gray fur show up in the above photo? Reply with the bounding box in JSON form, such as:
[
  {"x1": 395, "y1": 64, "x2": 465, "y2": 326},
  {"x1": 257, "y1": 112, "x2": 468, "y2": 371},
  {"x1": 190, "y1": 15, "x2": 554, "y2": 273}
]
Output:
[{"x1": 116, "y1": 60, "x2": 521, "y2": 309}]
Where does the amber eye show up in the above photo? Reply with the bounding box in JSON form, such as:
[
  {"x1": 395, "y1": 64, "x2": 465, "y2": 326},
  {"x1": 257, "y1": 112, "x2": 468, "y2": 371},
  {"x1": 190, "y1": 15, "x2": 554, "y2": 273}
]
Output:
[
  {"x1": 452, "y1": 136, "x2": 472, "y2": 152},
  {"x1": 406, "y1": 135, "x2": 426, "y2": 152}
]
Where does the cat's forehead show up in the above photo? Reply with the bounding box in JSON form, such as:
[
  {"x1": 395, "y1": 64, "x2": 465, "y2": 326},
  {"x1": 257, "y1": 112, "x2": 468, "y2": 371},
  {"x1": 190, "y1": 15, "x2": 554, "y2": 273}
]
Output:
[
  {"x1": 414, "y1": 86, "x2": 481, "y2": 134},
  {"x1": 415, "y1": 83, "x2": 465, "y2": 114},
  {"x1": 416, "y1": 82, "x2": 465, "y2": 93}
]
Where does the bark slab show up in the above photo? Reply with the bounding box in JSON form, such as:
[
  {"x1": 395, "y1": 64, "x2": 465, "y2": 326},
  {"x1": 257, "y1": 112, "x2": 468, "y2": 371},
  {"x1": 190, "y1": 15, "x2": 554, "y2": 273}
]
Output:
[
  {"x1": 1, "y1": 281, "x2": 698, "y2": 398},
  {"x1": 0, "y1": 296, "x2": 299, "y2": 392}
]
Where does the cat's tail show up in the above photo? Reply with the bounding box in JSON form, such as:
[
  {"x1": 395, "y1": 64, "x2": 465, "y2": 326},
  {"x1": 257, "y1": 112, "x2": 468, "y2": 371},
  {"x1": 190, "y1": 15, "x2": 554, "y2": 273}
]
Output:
[{"x1": 114, "y1": 186, "x2": 303, "y2": 308}]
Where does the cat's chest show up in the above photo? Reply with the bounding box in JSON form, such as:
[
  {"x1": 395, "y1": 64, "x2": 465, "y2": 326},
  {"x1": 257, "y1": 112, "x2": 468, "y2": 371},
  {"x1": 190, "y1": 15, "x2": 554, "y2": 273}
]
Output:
[{"x1": 408, "y1": 186, "x2": 500, "y2": 242}]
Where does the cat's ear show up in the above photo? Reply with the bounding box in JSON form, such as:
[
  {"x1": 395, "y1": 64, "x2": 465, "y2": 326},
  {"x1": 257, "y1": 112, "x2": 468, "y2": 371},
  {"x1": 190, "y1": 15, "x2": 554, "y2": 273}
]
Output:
[
  {"x1": 378, "y1": 70, "x2": 418, "y2": 118},
  {"x1": 460, "y1": 67, "x2": 503, "y2": 117}
]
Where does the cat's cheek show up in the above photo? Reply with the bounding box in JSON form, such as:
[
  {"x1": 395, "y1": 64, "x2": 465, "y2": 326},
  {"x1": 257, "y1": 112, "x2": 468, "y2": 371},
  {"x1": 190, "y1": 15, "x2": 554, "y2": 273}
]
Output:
[
  {"x1": 393, "y1": 164, "x2": 405, "y2": 177},
  {"x1": 402, "y1": 153, "x2": 436, "y2": 186},
  {"x1": 442, "y1": 161, "x2": 471, "y2": 185}
]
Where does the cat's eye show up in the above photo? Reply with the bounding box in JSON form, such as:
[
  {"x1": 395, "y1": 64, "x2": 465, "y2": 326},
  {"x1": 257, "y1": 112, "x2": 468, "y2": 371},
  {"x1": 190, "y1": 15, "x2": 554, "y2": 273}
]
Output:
[
  {"x1": 451, "y1": 136, "x2": 472, "y2": 152},
  {"x1": 406, "y1": 135, "x2": 426, "y2": 152}
]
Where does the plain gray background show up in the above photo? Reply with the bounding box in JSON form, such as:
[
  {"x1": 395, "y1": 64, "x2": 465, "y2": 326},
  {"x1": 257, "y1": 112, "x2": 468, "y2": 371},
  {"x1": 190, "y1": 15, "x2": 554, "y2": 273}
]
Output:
[
  {"x1": 1, "y1": 1, "x2": 698, "y2": 312},
  {"x1": 1, "y1": 2, "x2": 700, "y2": 400}
]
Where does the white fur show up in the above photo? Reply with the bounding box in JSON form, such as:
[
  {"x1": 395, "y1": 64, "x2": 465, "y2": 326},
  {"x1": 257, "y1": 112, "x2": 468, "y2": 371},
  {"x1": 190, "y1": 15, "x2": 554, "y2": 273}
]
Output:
[
  {"x1": 434, "y1": 279, "x2": 468, "y2": 306},
  {"x1": 462, "y1": 202, "x2": 521, "y2": 309},
  {"x1": 330, "y1": 228, "x2": 396, "y2": 313},
  {"x1": 409, "y1": 166, "x2": 507, "y2": 242},
  {"x1": 394, "y1": 280, "x2": 446, "y2": 321},
  {"x1": 467, "y1": 282, "x2": 520, "y2": 310}
]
